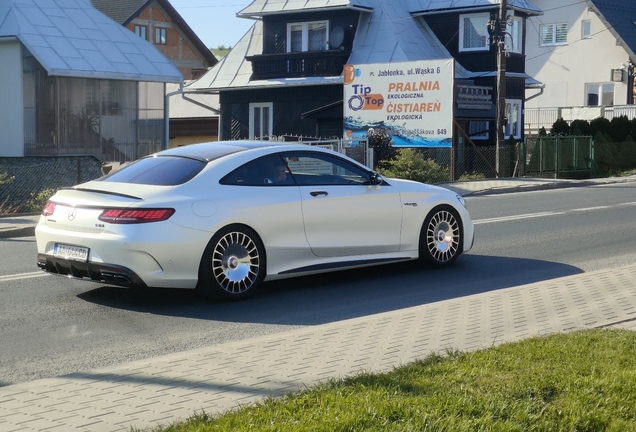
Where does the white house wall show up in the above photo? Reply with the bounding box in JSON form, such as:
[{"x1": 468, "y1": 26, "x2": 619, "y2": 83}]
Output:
[
  {"x1": 0, "y1": 40, "x2": 24, "y2": 157},
  {"x1": 525, "y1": 0, "x2": 630, "y2": 109}
]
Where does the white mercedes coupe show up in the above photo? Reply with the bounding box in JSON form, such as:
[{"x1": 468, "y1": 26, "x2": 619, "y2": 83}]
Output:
[{"x1": 36, "y1": 141, "x2": 474, "y2": 301}]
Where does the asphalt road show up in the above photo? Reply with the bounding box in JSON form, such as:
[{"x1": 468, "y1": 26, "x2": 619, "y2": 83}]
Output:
[{"x1": 0, "y1": 182, "x2": 635, "y2": 387}]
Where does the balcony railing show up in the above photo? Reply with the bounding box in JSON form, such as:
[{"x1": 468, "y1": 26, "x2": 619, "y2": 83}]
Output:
[
  {"x1": 524, "y1": 105, "x2": 636, "y2": 136},
  {"x1": 247, "y1": 50, "x2": 351, "y2": 80},
  {"x1": 456, "y1": 84, "x2": 493, "y2": 110}
]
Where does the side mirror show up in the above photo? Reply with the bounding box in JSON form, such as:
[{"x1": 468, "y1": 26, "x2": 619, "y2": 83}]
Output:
[{"x1": 369, "y1": 172, "x2": 383, "y2": 185}]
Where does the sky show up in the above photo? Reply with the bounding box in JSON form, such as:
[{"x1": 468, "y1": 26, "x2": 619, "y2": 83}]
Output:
[{"x1": 169, "y1": 0, "x2": 256, "y2": 49}]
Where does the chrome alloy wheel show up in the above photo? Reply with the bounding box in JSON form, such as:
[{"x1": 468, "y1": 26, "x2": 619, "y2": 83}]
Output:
[
  {"x1": 212, "y1": 231, "x2": 260, "y2": 294},
  {"x1": 426, "y1": 210, "x2": 460, "y2": 263}
]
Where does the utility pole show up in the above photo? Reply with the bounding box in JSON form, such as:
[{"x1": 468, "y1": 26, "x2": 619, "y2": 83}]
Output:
[{"x1": 495, "y1": 0, "x2": 507, "y2": 177}]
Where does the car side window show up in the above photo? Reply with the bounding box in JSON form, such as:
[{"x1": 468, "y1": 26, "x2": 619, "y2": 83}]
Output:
[
  {"x1": 220, "y1": 155, "x2": 295, "y2": 186},
  {"x1": 281, "y1": 152, "x2": 371, "y2": 185}
]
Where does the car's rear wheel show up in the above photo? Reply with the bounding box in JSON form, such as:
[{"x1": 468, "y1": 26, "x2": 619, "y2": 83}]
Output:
[
  {"x1": 197, "y1": 225, "x2": 266, "y2": 301},
  {"x1": 420, "y1": 205, "x2": 462, "y2": 267}
]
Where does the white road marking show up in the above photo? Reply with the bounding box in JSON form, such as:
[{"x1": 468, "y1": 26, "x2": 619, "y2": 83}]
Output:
[
  {"x1": 473, "y1": 201, "x2": 635, "y2": 225},
  {"x1": 570, "y1": 206, "x2": 610, "y2": 212},
  {"x1": 0, "y1": 271, "x2": 49, "y2": 282},
  {"x1": 474, "y1": 212, "x2": 563, "y2": 225}
]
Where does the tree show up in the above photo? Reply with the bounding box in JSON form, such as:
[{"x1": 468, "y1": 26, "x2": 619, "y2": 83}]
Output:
[
  {"x1": 589, "y1": 117, "x2": 611, "y2": 137},
  {"x1": 617, "y1": 134, "x2": 636, "y2": 171},
  {"x1": 594, "y1": 131, "x2": 617, "y2": 173},
  {"x1": 609, "y1": 115, "x2": 631, "y2": 142},
  {"x1": 551, "y1": 118, "x2": 570, "y2": 135},
  {"x1": 569, "y1": 119, "x2": 590, "y2": 136}
]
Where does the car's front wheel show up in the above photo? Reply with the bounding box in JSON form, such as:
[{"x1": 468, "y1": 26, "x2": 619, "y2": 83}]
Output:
[
  {"x1": 197, "y1": 225, "x2": 266, "y2": 301},
  {"x1": 419, "y1": 205, "x2": 462, "y2": 267}
]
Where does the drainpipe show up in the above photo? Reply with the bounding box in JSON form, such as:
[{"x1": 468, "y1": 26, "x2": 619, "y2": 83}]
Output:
[
  {"x1": 525, "y1": 87, "x2": 544, "y2": 102},
  {"x1": 628, "y1": 61, "x2": 635, "y2": 105},
  {"x1": 164, "y1": 82, "x2": 183, "y2": 150},
  {"x1": 181, "y1": 93, "x2": 221, "y2": 115}
]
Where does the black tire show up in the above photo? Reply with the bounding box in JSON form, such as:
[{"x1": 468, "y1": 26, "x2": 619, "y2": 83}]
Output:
[
  {"x1": 197, "y1": 225, "x2": 266, "y2": 301},
  {"x1": 419, "y1": 205, "x2": 463, "y2": 267}
]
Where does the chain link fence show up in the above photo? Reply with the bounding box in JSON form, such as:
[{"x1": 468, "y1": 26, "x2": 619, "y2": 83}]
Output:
[
  {"x1": 0, "y1": 142, "x2": 529, "y2": 215},
  {"x1": 376, "y1": 145, "x2": 521, "y2": 183},
  {"x1": 0, "y1": 156, "x2": 103, "y2": 214}
]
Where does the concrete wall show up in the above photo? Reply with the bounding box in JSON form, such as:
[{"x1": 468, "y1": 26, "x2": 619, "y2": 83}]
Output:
[
  {"x1": 0, "y1": 40, "x2": 24, "y2": 157},
  {"x1": 526, "y1": 1, "x2": 631, "y2": 109}
]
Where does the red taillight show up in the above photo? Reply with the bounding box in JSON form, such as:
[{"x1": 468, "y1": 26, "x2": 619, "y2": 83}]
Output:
[
  {"x1": 98, "y1": 208, "x2": 175, "y2": 224},
  {"x1": 42, "y1": 202, "x2": 56, "y2": 217}
]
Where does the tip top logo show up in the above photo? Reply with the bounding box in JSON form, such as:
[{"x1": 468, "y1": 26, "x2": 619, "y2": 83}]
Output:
[{"x1": 345, "y1": 65, "x2": 384, "y2": 112}]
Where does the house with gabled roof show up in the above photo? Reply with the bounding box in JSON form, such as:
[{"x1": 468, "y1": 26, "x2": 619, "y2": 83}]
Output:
[
  {"x1": 91, "y1": 0, "x2": 217, "y2": 81},
  {"x1": 186, "y1": 0, "x2": 543, "y2": 152},
  {"x1": 0, "y1": 0, "x2": 183, "y2": 162},
  {"x1": 525, "y1": 0, "x2": 636, "y2": 128}
]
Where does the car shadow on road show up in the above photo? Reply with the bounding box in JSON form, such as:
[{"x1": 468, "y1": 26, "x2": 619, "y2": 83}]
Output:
[{"x1": 77, "y1": 254, "x2": 583, "y2": 326}]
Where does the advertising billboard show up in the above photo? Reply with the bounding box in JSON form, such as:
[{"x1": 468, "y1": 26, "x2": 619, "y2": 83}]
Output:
[{"x1": 343, "y1": 59, "x2": 454, "y2": 147}]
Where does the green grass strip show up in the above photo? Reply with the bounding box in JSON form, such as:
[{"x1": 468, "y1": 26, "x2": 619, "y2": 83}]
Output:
[{"x1": 142, "y1": 329, "x2": 636, "y2": 432}]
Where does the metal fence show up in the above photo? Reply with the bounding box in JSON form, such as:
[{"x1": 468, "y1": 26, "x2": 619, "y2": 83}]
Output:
[
  {"x1": 522, "y1": 136, "x2": 595, "y2": 178},
  {"x1": 412, "y1": 145, "x2": 520, "y2": 181},
  {"x1": 0, "y1": 140, "x2": 558, "y2": 215},
  {"x1": 525, "y1": 105, "x2": 636, "y2": 135},
  {"x1": 261, "y1": 136, "x2": 521, "y2": 181},
  {"x1": 264, "y1": 136, "x2": 373, "y2": 168}
]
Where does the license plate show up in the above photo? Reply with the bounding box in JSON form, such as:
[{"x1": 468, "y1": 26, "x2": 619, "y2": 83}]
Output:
[{"x1": 53, "y1": 244, "x2": 89, "y2": 262}]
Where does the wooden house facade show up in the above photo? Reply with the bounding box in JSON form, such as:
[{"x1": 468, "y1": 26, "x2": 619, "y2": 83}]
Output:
[{"x1": 188, "y1": 0, "x2": 543, "y2": 148}]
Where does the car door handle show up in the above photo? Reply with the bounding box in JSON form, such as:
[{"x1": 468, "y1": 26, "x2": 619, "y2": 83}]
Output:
[{"x1": 310, "y1": 191, "x2": 328, "y2": 197}]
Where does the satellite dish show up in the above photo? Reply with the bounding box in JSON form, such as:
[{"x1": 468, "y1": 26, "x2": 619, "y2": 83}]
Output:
[{"x1": 329, "y1": 26, "x2": 345, "y2": 49}]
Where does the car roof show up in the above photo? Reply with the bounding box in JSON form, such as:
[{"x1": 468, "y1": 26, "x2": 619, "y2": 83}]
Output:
[{"x1": 154, "y1": 141, "x2": 335, "y2": 162}]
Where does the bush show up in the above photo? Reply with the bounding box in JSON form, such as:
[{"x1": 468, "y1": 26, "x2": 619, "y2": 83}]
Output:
[
  {"x1": 609, "y1": 115, "x2": 632, "y2": 142},
  {"x1": 594, "y1": 131, "x2": 618, "y2": 174},
  {"x1": 0, "y1": 172, "x2": 15, "y2": 186},
  {"x1": 458, "y1": 172, "x2": 485, "y2": 181},
  {"x1": 617, "y1": 135, "x2": 636, "y2": 171},
  {"x1": 569, "y1": 119, "x2": 590, "y2": 136},
  {"x1": 589, "y1": 117, "x2": 611, "y2": 137},
  {"x1": 27, "y1": 188, "x2": 56, "y2": 213},
  {"x1": 551, "y1": 117, "x2": 570, "y2": 135},
  {"x1": 377, "y1": 148, "x2": 450, "y2": 183}
]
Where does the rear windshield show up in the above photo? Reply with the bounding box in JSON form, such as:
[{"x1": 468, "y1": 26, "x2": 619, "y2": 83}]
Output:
[{"x1": 98, "y1": 156, "x2": 206, "y2": 186}]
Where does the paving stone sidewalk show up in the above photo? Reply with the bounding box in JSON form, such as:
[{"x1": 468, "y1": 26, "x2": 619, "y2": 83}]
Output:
[{"x1": 1, "y1": 264, "x2": 636, "y2": 431}]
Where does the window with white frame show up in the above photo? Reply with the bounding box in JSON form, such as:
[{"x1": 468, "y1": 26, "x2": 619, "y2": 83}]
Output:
[
  {"x1": 505, "y1": 15, "x2": 522, "y2": 53},
  {"x1": 581, "y1": 20, "x2": 591, "y2": 39},
  {"x1": 504, "y1": 100, "x2": 522, "y2": 139},
  {"x1": 459, "y1": 13, "x2": 490, "y2": 51},
  {"x1": 135, "y1": 25, "x2": 147, "y2": 41},
  {"x1": 586, "y1": 83, "x2": 614, "y2": 106},
  {"x1": 540, "y1": 23, "x2": 567, "y2": 46},
  {"x1": 249, "y1": 103, "x2": 273, "y2": 139},
  {"x1": 469, "y1": 121, "x2": 489, "y2": 140},
  {"x1": 287, "y1": 21, "x2": 328, "y2": 52}
]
